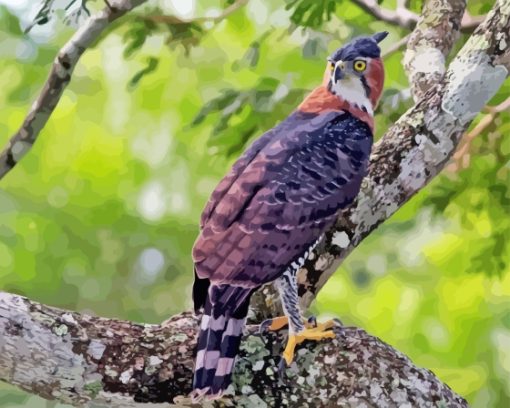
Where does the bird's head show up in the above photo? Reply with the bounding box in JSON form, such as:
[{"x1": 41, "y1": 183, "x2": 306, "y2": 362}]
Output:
[{"x1": 323, "y1": 32, "x2": 388, "y2": 115}]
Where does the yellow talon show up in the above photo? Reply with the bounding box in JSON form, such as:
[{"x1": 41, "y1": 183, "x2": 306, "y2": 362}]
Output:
[
  {"x1": 281, "y1": 325, "x2": 336, "y2": 366},
  {"x1": 266, "y1": 316, "x2": 290, "y2": 331},
  {"x1": 310, "y1": 319, "x2": 337, "y2": 332},
  {"x1": 260, "y1": 316, "x2": 316, "y2": 333}
]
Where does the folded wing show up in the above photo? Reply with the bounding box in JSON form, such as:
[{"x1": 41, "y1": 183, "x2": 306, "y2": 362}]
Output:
[{"x1": 193, "y1": 110, "x2": 372, "y2": 287}]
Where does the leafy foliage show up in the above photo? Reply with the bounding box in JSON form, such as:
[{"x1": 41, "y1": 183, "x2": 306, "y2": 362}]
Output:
[
  {"x1": 123, "y1": 19, "x2": 155, "y2": 58},
  {"x1": 232, "y1": 31, "x2": 271, "y2": 70},
  {"x1": 285, "y1": 0, "x2": 338, "y2": 28},
  {"x1": 192, "y1": 78, "x2": 307, "y2": 154},
  {"x1": 425, "y1": 116, "x2": 510, "y2": 276},
  {"x1": 164, "y1": 21, "x2": 204, "y2": 52},
  {"x1": 26, "y1": 0, "x2": 90, "y2": 32},
  {"x1": 128, "y1": 56, "x2": 159, "y2": 89}
]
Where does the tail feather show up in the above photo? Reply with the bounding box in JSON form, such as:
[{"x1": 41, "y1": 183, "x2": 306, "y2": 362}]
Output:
[{"x1": 192, "y1": 285, "x2": 252, "y2": 400}]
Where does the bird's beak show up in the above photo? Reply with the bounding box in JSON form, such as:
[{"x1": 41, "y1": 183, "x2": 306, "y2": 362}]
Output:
[{"x1": 334, "y1": 61, "x2": 345, "y2": 83}]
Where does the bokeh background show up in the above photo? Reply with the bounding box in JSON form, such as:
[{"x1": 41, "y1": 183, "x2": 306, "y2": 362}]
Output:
[{"x1": 0, "y1": 0, "x2": 509, "y2": 407}]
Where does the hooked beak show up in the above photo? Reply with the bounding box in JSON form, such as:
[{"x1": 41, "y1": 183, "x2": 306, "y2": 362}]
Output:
[{"x1": 333, "y1": 61, "x2": 345, "y2": 83}]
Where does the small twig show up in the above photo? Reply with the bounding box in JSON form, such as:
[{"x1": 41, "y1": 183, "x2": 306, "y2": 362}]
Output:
[
  {"x1": 448, "y1": 97, "x2": 510, "y2": 172},
  {"x1": 143, "y1": 0, "x2": 249, "y2": 26},
  {"x1": 351, "y1": 0, "x2": 418, "y2": 29},
  {"x1": 351, "y1": 0, "x2": 484, "y2": 32},
  {"x1": 461, "y1": 11, "x2": 486, "y2": 31},
  {"x1": 104, "y1": 0, "x2": 114, "y2": 12},
  {"x1": 207, "y1": 0, "x2": 249, "y2": 23},
  {"x1": 483, "y1": 97, "x2": 510, "y2": 114},
  {"x1": 382, "y1": 33, "x2": 410, "y2": 58}
]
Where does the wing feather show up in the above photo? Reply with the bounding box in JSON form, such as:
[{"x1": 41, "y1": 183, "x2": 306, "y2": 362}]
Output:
[{"x1": 193, "y1": 110, "x2": 372, "y2": 287}]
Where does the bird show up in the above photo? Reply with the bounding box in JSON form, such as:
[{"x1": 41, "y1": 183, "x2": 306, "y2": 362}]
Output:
[{"x1": 190, "y1": 31, "x2": 388, "y2": 400}]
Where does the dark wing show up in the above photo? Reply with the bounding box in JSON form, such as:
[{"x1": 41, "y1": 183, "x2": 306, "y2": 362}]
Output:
[
  {"x1": 199, "y1": 127, "x2": 275, "y2": 230},
  {"x1": 193, "y1": 110, "x2": 372, "y2": 287},
  {"x1": 199, "y1": 111, "x2": 325, "y2": 231}
]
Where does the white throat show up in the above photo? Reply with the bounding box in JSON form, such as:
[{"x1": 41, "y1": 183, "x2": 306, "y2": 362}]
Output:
[{"x1": 330, "y1": 76, "x2": 373, "y2": 116}]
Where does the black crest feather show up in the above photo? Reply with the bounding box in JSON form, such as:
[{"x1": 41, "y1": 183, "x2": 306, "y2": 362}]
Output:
[
  {"x1": 373, "y1": 31, "x2": 389, "y2": 44},
  {"x1": 330, "y1": 31, "x2": 387, "y2": 61}
]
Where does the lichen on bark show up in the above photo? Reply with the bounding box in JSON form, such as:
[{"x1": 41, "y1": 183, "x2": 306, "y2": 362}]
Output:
[{"x1": 0, "y1": 292, "x2": 468, "y2": 407}]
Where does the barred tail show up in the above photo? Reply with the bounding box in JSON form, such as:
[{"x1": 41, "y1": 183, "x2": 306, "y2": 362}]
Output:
[{"x1": 191, "y1": 285, "x2": 252, "y2": 401}]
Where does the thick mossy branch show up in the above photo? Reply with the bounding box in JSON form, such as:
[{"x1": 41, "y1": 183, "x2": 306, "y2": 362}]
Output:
[
  {"x1": 0, "y1": 292, "x2": 467, "y2": 407},
  {"x1": 404, "y1": 0, "x2": 466, "y2": 101}
]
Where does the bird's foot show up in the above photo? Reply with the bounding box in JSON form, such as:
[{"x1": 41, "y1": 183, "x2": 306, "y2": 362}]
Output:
[
  {"x1": 259, "y1": 315, "x2": 328, "y2": 334},
  {"x1": 259, "y1": 316, "x2": 291, "y2": 333},
  {"x1": 309, "y1": 317, "x2": 343, "y2": 332},
  {"x1": 281, "y1": 326, "x2": 336, "y2": 367},
  {"x1": 276, "y1": 318, "x2": 343, "y2": 378}
]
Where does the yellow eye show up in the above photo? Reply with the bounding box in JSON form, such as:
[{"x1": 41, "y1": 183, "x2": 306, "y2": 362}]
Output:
[
  {"x1": 329, "y1": 62, "x2": 335, "y2": 71},
  {"x1": 353, "y1": 60, "x2": 366, "y2": 72}
]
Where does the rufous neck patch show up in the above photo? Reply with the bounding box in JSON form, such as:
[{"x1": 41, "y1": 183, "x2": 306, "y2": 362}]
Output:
[{"x1": 298, "y1": 86, "x2": 374, "y2": 132}]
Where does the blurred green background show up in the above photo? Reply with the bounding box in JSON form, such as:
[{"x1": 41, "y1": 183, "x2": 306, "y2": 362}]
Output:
[{"x1": 0, "y1": 0, "x2": 509, "y2": 407}]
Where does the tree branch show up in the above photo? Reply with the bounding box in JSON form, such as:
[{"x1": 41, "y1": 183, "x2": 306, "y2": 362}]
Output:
[
  {"x1": 0, "y1": 0, "x2": 252, "y2": 182},
  {"x1": 0, "y1": 292, "x2": 468, "y2": 407},
  {"x1": 403, "y1": 0, "x2": 466, "y2": 101},
  {"x1": 297, "y1": 0, "x2": 509, "y2": 304},
  {"x1": 142, "y1": 0, "x2": 249, "y2": 25},
  {"x1": 447, "y1": 96, "x2": 510, "y2": 172},
  {"x1": 351, "y1": 0, "x2": 484, "y2": 32},
  {"x1": 0, "y1": 0, "x2": 149, "y2": 180},
  {"x1": 351, "y1": 0, "x2": 418, "y2": 29}
]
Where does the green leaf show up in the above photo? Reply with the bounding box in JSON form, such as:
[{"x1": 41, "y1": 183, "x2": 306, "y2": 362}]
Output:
[
  {"x1": 128, "y1": 57, "x2": 159, "y2": 90},
  {"x1": 191, "y1": 90, "x2": 241, "y2": 127},
  {"x1": 232, "y1": 31, "x2": 271, "y2": 71},
  {"x1": 165, "y1": 22, "x2": 204, "y2": 54},
  {"x1": 26, "y1": 0, "x2": 90, "y2": 33},
  {"x1": 123, "y1": 20, "x2": 154, "y2": 58},
  {"x1": 0, "y1": 6, "x2": 23, "y2": 36},
  {"x1": 285, "y1": 0, "x2": 339, "y2": 28}
]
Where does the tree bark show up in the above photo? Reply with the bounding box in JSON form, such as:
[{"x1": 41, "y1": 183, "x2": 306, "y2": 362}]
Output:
[
  {"x1": 403, "y1": 0, "x2": 466, "y2": 101},
  {"x1": 0, "y1": 292, "x2": 467, "y2": 407}
]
